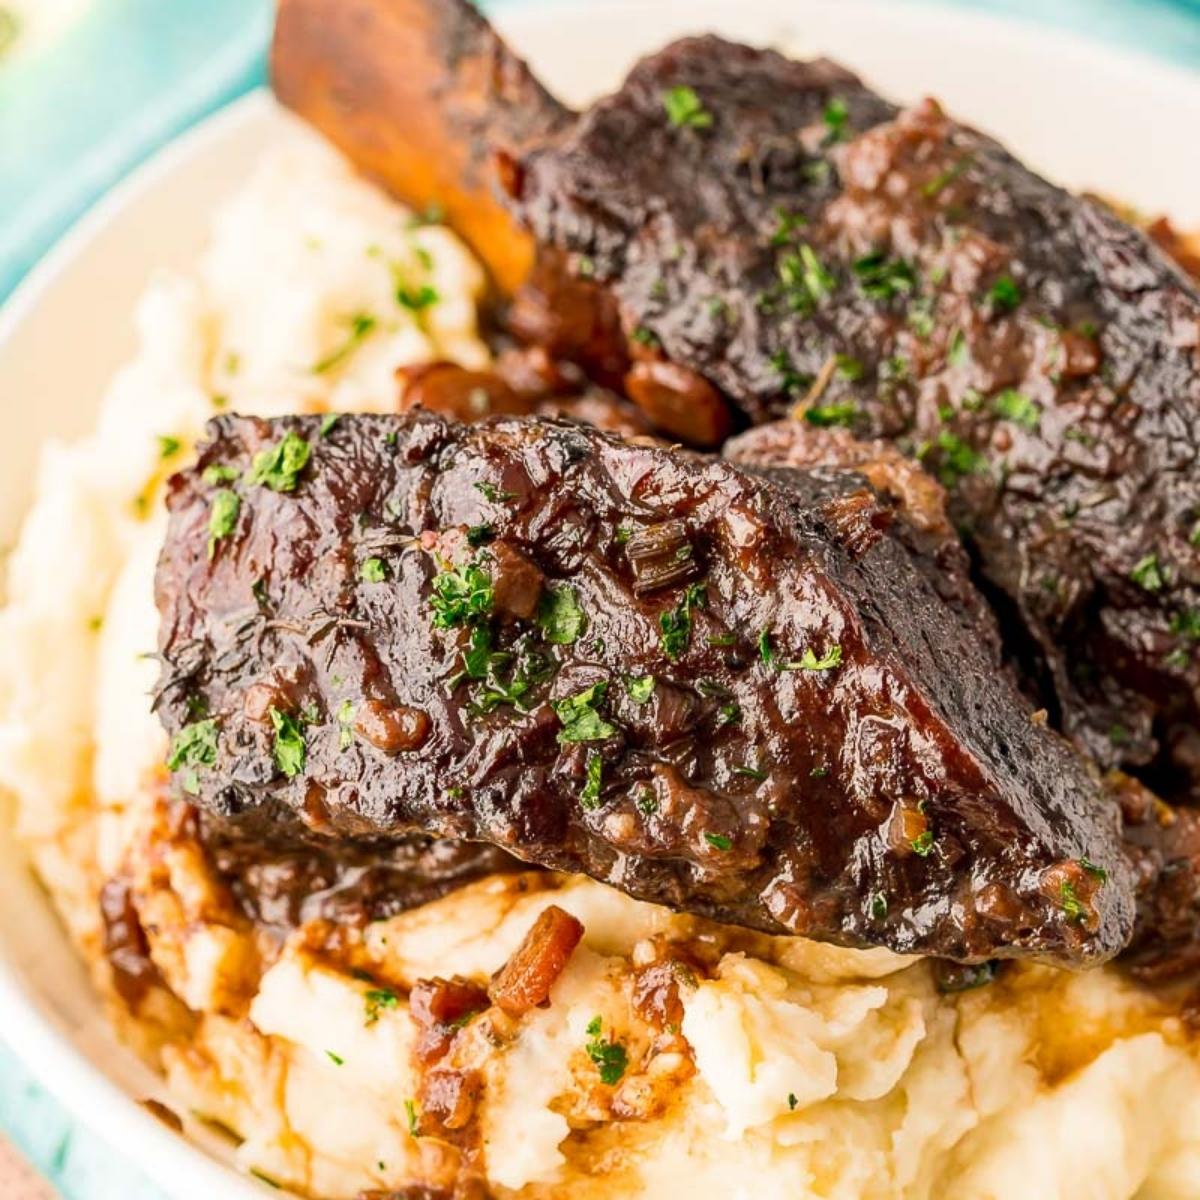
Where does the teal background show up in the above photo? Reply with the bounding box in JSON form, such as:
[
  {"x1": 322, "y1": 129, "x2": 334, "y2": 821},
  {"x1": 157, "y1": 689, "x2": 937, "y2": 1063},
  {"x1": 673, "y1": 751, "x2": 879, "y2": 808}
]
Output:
[{"x1": 1, "y1": 1, "x2": 1198, "y2": 1195}]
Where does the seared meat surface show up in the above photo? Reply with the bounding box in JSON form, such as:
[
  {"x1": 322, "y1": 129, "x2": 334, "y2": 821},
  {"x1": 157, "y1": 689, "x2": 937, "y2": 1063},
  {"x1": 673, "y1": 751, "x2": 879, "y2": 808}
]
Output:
[
  {"x1": 155, "y1": 411, "x2": 1133, "y2": 964},
  {"x1": 506, "y1": 36, "x2": 1200, "y2": 807}
]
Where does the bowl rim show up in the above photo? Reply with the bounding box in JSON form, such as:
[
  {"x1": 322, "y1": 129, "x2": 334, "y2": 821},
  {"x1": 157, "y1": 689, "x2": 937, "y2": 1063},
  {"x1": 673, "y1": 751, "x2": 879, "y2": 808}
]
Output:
[{"x1": 1, "y1": 2, "x2": 1198, "y2": 1196}]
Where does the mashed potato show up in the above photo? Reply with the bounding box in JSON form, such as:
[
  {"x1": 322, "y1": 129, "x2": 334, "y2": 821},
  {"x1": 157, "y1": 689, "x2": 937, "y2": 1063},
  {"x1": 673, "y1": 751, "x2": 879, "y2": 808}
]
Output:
[{"x1": 2, "y1": 129, "x2": 1200, "y2": 1200}]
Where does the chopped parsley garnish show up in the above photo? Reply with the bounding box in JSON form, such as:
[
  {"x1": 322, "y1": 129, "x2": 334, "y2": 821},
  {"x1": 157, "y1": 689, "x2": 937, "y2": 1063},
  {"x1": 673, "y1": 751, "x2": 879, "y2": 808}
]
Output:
[
  {"x1": 908, "y1": 298, "x2": 936, "y2": 339},
  {"x1": 1131, "y1": 553, "x2": 1165, "y2": 593},
  {"x1": 1080, "y1": 858, "x2": 1108, "y2": 883},
  {"x1": 247, "y1": 431, "x2": 311, "y2": 493},
  {"x1": 1060, "y1": 880, "x2": 1086, "y2": 922},
  {"x1": 158, "y1": 434, "x2": 182, "y2": 459},
  {"x1": 554, "y1": 682, "x2": 616, "y2": 744},
  {"x1": 704, "y1": 831, "x2": 734, "y2": 850},
  {"x1": 770, "y1": 207, "x2": 809, "y2": 246},
  {"x1": 580, "y1": 750, "x2": 604, "y2": 810},
  {"x1": 770, "y1": 349, "x2": 811, "y2": 396},
  {"x1": 312, "y1": 312, "x2": 377, "y2": 374},
  {"x1": 834, "y1": 353, "x2": 864, "y2": 381},
  {"x1": 1170, "y1": 610, "x2": 1200, "y2": 641},
  {"x1": 404, "y1": 1099, "x2": 420, "y2": 1138},
  {"x1": 662, "y1": 85, "x2": 713, "y2": 129},
  {"x1": 921, "y1": 156, "x2": 972, "y2": 198},
  {"x1": 786, "y1": 644, "x2": 843, "y2": 672},
  {"x1": 911, "y1": 830, "x2": 935, "y2": 856},
  {"x1": 584, "y1": 1016, "x2": 628, "y2": 1085},
  {"x1": 821, "y1": 96, "x2": 848, "y2": 145},
  {"x1": 473, "y1": 481, "x2": 517, "y2": 503},
  {"x1": 337, "y1": 699, "x2": 356, "y2": 750},
  {"x1": 166, "y1": 719, "x2": 219, "y2": 794},
  {"x1": 947, "y1": 328, "x2": 969, "y2": 367},
  {"x1": 466, "y1": 523, "x2": 494, "y2": 547},
  {"x1": 758, "y1": 629, "x2": 775, "y2": 667},
  {"x1": 992, "y1": 389, "x2": 1041, "y2": 430},
  {"x1": 364, "y1": 987, "x2": 400, "y2": 1026},
  {"x1": 430, "y1": 557, "x2": 494, "y2": 628},
  {"x1": 717, "y1": 702, "x2": 741, "y2": 726},
  {"x1": 207, "y1": 488, "x2": 240, "y2": 557},
  {"x1": 731, "y1": 765, "x2": 766, "y2": 782},
  {"x1": 360, "y1": 557, "x2": 387, "y2": 583},
  {"x1": 925, "y1": 431, "x2": 983, "y2": 487},
  {"x1": 708, "y1": 632, "x2": 736, "y2": 648},
  {"x1": 853, "y1": 252, "x2": 916, "y2": 301},
  {"x1": 626, "y1": 674, "x2": 656, "y2": 704},
  {"x1": 804, "y1": 402, "x2": 858, "y2": 428},
  {"x1": 319, "y1": 413, "x2": 340, "y2": 438},
  {"x1": 537, "y1": 586, "x2": 587, "y2": 645},
  {"x1": 870, "y1": 892, "x2": 888, "y2": 921},
  {"x1": 635, "y1": 786, "x2": 658, "y2": 815},
  {"x1": 397, "y1": 283, "x2": 439, "y2": 312},
  {"x1": 631, "y1": 325, "x2": 658, "y2": 347},
  {"x1": 787, "y1": 1092, "x2": 799, "y2": 1111},
  {"x1": 659, "y1": 582, "x2": 705, "y2": 661},
  {"x1": 325, "y1": 1050, "x2": 344, "y2": 1066},
  {"x1": 202, "y1": 464, "x2": 239, "y2": 486},
  {"x1": 778, "y1": 244, "x2": 836, "y2": 314},
  {"x1": 269, "y1": 708, "x2": 306, "y2": 779},
  {"x1": 986, "y1": 275, "x2": 1022, "y2": 313}
]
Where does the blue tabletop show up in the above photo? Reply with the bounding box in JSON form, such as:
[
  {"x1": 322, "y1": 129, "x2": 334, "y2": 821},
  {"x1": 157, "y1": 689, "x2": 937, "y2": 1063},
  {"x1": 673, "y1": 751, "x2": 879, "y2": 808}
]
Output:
[{"x1": 2, "y1": 1, "x2": 1199, "y2": 1196}]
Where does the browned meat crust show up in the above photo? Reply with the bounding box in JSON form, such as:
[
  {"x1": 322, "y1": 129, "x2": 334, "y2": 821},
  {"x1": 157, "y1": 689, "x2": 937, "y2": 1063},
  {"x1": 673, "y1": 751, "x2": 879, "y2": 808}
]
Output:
[{"x1": 154, "y1": 411, "x2": 1133, "y2": 964}]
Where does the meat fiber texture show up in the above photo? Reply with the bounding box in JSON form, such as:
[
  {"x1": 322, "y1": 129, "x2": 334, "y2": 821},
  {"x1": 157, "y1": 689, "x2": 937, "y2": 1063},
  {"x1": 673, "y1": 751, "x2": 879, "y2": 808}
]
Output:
[
  {"x1": 155, "y1": 410, "x2": 1133, "y2": 964},
  {"x1": 507, "y1": 35, "x2": 1200, "y2": 808}
]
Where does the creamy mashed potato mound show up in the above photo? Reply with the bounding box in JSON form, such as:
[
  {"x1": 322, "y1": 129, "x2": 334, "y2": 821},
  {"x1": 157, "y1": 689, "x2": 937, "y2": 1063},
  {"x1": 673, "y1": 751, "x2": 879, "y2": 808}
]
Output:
[{"x1": 2, "y1": 129, "x2": 1200, "y2": 1200}]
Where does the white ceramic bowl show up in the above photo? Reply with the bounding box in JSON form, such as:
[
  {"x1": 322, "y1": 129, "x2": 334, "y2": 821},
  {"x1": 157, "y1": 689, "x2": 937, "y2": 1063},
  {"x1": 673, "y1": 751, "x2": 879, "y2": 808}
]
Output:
[{"x1": 1, "y1": 3, "x2": 1198, "y2": 1196}]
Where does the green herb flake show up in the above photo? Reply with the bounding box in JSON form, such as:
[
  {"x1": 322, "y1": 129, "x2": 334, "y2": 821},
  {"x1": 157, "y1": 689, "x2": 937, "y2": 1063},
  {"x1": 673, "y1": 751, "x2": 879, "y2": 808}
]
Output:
[
  {"x1": 626, "y1": 675, "x2": 656, "y2": 704},
  {"x1": 473, "y1": 481, "x2": 517, "y2": 504},
  {"x1": 584, "y1": 1017, "x2": 629, "y2": 1085},
  {"x1": 853, "y1": 252, "x2": 917, "y2": 301},
  {"x1": 325, "y1": 1050, "x2": 344, "y2": 1066},
  {"x1": 928, "y1": 431, "x2": 983, "y2": 487},
  {"x1": 662, "y1": 85, "x2": 713, "y2": 129},
  {"x1": 992, "y1": 389, "x2": 1041, "y2": 430},
  {"x1": 834, "y1": 353, "x2": 865, "y2": 381},
  {"x1": 319, "y1": 413, "x2": 341, "y2": 438},
  {"x1": 158, "y1": 434, "x2": 182, "y2": 459},
  {"x1": 430, "y1": 557, "x2": 494, "y2": 628},
  {"x1": 1060, "y1": 880, "x2": 1086, "y2": 922},
  {"x1": 769, "y1": 207, "x2": 809, "y2": 246},
  {"x1": 207, "y1": 488, "x2": 241, "y2": 557},
  {"x1": 708, "y1": 632, "x2": 736, "y2": 648},
  {"x1": 947, "y1": 328, "x2": 969, "y2": 367},
  {"x1": 1131, "y1": 554, "x2": 1165, "y2": 593},
  {"x1": 397, "y1": 283, "x2": 439, "y2": 312},
  {"x1": 986, "y1": 275, "x2": 1022, "y2": 314},
  {"x1": 1080, "y1": 858, "x2": 1108, "y2": 883},
  {"x1": 247, "y1": 431, "x2": 311, "y2": 493},
  {"x1": 731, "y1": 764, "x2": 767, "y2": 782},
  {"x1": 778, "y1": 244, "x2": 836, "y2": 314},
  {"x1": 166, "y1": 719, "x2": 219, "y2": 794},
  {"x1": 804, "y1": 402, "x2": 858, "y2": 428},
  {"x1": 659, "y1": 582, "x2": 706, "y2": 661},
  {"x1": 704, "y1": 831, "x2": 734, "y2": 850},
  {"x1": 631, "y1": 325, "x2": 658, "y2": 347},
  {"x1": 635, "y1": 785, "x2": 658, "y2": 815},
  {"x1": 785, "y1": 644, "x2": 843, "y2": 672},
  {"x1": 404, "y1": 1099, "x2": 421, "y2": 1138},
  {"x1": 312, "y1": 312, "x2": 377, "y2": 374},
  {"x1": 269, "y1": 708, "x2": 307, "y2": 779},
  {"x1": 554, "y1": 682, "x2": 616, "y2": 745},
  {"x1": 758, "y1": 629, "x2": 775, "y2": 668},
  {"x1": 365, "y1": 987, "x2": 400, "y2": 1026},
  {"x1": 1170, "y1": 610, "x2": 1200, "y2": 642},
  {"x1": 202, "y1": 464, "x2": 239, "y2": 486},
  {"x1": 911, "y1": 830, "x2": 935, "y2": 857},
  {"x1": 787, "y1": 1092, "x2": 799, "y2": 1112},
  {"x1": 921, "y1": 156, "x2": 972, "y2": 198},
  {"x1": 580, "y1": 750, "x2": 604, "y2": 810},
  {"x1": 249, "y1": 1168, "x2": 282, "y2": 1189},
  {"x1": 537, "y1": 586, "x2": 587, "y2": 645},
  {"x1": 822, "y1": 96, "x2": 849, "y2": 144},
  {"x1": 337, "y1": 699, "x2": 356, "y2": 750},
  {"x1": 870, "y1": 892, "x2": 888, "y2": 921},
  {"x1": 360, "y1": 557, "x2": 387, "y2": 583}
]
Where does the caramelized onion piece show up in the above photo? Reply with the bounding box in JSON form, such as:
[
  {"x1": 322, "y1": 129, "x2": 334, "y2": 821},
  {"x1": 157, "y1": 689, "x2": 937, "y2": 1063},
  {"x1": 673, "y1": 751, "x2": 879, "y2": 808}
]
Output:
[
  {"x1": 488, "y1": 904, "x2": 584, "y2": 1016},
  {"x1": 624, "y1": 519, "x2": 701, "y2": 595}
]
